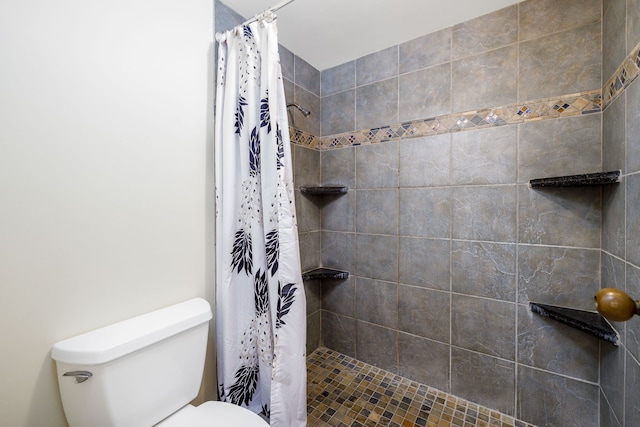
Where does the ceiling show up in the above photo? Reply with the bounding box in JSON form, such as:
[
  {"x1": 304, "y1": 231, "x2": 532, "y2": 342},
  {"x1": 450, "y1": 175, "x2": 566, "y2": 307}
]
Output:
[{"x1": 220, "y1": 0, "x2": 524, "y2": 71}]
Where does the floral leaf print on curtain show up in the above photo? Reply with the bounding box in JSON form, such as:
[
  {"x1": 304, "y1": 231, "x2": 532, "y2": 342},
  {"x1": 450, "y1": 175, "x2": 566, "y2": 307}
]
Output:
[
  {"x1": 254, "y1": 269, "x2": 269, "y2": 316},
  {"x1": 265, "y1": 230, "x2": 279, "y2": 277},
  {"x1": 262, "y1": 405, "x2": 271, "y2": 419},
  {"x1": 275, "y1": 125, "x2": 284, "y2": 170},
  {"x1": 260, "y1": 91, "x2": 271, "y2": 134},
  {"x1": 215, "y1": 15, "x2": 307, "y2": 426},
  {"x1": 235, "y1": 95, "x2": 248, "y2": 135},
  {"x1": 227, "y1": 365, "x2": 259, "y2": 406},
  {"x1": 249, "y1": 127, "x2": 261, "y2": 177},
  {"x1": 276, "y1": 282, "x2": 296, "y2": 329},
  {"x1": 231, "y1": 229, "x2": 252, "y2": 275},
  {"x1": 253, "y1": 269, "x2": 273, "y2": 366},
  {"x1": 232, "y1": 127, "x2": 260, "y2": 277},
  {"x1": 243, "y1": 25, "x2": 253, "y2": 41},
  {"x1": 226, "y1": 268, "x2": 271, "y2": 406}
]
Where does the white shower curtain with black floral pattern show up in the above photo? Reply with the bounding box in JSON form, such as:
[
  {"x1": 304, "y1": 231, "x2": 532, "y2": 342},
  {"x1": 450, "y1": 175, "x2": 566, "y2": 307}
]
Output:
[{"x1": 214, "y1": 14, "x2": 307, "y2": 427}]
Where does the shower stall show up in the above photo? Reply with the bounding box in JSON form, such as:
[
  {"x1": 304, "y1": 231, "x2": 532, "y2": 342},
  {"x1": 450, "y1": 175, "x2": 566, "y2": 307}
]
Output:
[{"x1": 217, "y1": 1, "x2": 640, "y2": 426}]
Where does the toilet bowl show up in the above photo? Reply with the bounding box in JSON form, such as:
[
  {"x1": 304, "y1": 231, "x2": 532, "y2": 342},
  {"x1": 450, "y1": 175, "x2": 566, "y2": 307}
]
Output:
[
  {"x1": 157, "y1": 402, "x2": 268, "y2": 426},
  {"x1": 51, "y1": 298, "x2": 268, "y2": 427}
]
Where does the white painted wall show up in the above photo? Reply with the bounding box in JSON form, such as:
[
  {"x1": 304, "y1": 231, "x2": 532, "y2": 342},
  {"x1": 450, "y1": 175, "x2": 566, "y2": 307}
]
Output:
[{"x1": 0, "y1": 1, "x2": 214, "y2": 425}]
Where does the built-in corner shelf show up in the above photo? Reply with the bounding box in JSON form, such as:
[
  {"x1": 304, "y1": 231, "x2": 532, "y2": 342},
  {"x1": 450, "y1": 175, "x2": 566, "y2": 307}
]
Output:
[
  {"x1": 530, "y1": 302, "x2": 619, "y2": 345},
  {"x1": 529, "y1": 170, "x2": 621, "y2": 188},
  {"x1": 299, "y1": 187, "x2": 349, "y2": 282},
  {"x1": 300, "y1": 186, "x2": 348, "y2": 196},
  {"x1": 302, "y1": 267, "x2": 349, "y2": 281}
]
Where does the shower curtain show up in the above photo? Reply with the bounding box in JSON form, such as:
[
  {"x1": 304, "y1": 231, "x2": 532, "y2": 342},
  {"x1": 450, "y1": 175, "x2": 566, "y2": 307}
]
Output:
[{"x1": 214, "y1": 13, "x2": 307, "y2": 427}]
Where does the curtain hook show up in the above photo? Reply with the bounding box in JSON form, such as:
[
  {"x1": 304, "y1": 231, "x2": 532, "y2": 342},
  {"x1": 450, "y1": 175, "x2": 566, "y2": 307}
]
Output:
[{"x1": 258, "y1": 10, "x2": 275, "y2": 26}]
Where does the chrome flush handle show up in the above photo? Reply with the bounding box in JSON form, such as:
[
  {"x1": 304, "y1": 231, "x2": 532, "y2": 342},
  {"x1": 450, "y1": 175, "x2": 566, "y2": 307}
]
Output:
[{"x1": 63, "y1": 370, "x2": 93, "y2": 384}]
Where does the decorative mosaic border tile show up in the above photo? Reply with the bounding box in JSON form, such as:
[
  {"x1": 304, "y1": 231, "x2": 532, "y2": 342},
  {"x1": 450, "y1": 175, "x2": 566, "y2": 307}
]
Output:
[
  {"x1": 321, "y1": 90, "x2": 601, "y2": 150},
  {"x1": 288, "y1": 90, "x2": 601, "y2": 150},
  {"x1": 288, "y1": 41, "x2": 640, "y2": 151},
  {"x1": 288, "y1": 127, "x2": 321, "y2": 149},
  {"x1": 602, "y1": 42, "x2": 640, "y2": 108}
]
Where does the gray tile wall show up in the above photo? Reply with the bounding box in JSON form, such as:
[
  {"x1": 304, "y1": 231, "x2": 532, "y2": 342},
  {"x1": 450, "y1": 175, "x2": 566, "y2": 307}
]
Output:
[
  {"x1": 318, "y1": 113, "x2": 602, "y2": 426},
  {"x1": 292, "y1": 144, "x2": 322, "y2": 355},
  {"x1": 600, "y1": 1, "x2": 640, "y2": 426},
  {"x1": 318, "y1": 0, "x2": 602, "y2": 137},
  {"x1": 282, "y1": 46, "x2": 320, "y2": 136},
  {"x1": 315, "y1": 1, "x2": 607, "y2": 426}
]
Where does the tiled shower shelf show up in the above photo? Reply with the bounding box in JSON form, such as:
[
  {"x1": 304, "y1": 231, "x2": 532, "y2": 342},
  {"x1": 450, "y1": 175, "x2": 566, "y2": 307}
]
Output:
[
  {"x1": 300, "y1": 186, "x2": 348, "y2": 195},
  {"x1": 302, "y1": 268, "x2": 349, "y2": 281},
  {"x1": 530, "y1": 302, "x2": 619, "y2": 345},
  {"x1": 529, "y1": 170, "x2": 621, "y2": 188}
]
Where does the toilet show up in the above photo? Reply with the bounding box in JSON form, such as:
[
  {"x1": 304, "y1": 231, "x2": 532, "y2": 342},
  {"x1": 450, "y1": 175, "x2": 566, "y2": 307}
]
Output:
[{"x1": 51, "y1": 298, "x2": 269, "y2": 427}]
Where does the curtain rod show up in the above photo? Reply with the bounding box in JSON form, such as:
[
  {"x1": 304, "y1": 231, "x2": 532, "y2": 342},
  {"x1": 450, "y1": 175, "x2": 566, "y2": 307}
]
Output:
[{"x1": 240, "y1": 0, "x2": 296, "y2": 27}]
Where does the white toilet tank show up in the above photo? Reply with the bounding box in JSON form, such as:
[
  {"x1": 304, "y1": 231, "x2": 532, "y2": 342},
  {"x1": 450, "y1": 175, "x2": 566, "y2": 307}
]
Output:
[{"x1": 51, "y1": 298, "x2": 213, "y2": 427}]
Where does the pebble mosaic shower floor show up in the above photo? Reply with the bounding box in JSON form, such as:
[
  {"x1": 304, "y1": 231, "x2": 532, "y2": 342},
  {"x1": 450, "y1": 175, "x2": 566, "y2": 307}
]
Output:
[{"x1": 307, "y1": 348, "x2": 536, "y2": 427}]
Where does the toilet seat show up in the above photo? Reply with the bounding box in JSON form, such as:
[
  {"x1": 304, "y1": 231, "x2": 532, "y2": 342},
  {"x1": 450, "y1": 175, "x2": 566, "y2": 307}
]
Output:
[{"x1": 156, "y1": 401, "x2": 269, "y2": 426}]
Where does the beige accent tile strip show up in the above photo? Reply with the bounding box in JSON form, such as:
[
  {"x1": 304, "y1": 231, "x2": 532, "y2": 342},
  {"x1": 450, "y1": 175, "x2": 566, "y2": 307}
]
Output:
[
  {"x1": 290, "y1": 90, "x2": 601, "y2": 151},
  {"x1": 288, "y1": 127, "x2": 321, "y2": 149},
  {"x1": 602, "y1": 42, "x2": 640, "y2": 108}
]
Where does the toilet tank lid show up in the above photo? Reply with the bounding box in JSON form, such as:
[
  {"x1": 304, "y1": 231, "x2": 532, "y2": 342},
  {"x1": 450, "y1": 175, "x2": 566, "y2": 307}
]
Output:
[{"x1": 51, "y1": 298, "x2": 212, "y2": 365}]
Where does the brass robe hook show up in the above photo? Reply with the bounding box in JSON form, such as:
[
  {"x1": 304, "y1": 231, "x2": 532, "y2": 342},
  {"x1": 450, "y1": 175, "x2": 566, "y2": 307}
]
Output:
[{"x1": 595, "y1": 288, "x2": 640, "y2": 322}]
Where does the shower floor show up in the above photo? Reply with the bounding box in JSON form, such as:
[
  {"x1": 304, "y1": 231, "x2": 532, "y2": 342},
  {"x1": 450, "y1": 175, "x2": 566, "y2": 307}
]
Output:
[{"x1": 306, "y1": 347, "x2": 536, "y2": 427}]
